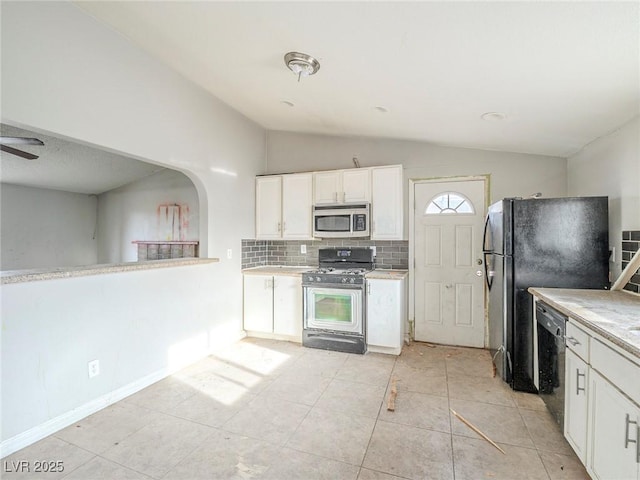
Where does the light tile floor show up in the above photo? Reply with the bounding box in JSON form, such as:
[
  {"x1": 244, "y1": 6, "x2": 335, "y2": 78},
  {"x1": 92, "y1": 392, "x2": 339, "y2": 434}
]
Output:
[{"x1": 2, "y1": 339, "x2": 590, "y2": 480}]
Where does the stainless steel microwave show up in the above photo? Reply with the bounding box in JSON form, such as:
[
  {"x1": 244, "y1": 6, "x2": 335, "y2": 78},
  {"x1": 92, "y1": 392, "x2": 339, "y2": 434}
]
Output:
[{"x1": 313, "y1": 203, "x2": 370, "y2": 238}]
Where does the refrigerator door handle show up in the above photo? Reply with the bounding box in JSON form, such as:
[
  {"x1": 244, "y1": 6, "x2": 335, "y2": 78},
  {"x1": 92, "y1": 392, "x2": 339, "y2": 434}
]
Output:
[
  {"x1": 483, "y1": 252, "x2": 493, "y2": 290},
  {"x1": 482, "y1": 213, "x2": 492, "y2": 253}
]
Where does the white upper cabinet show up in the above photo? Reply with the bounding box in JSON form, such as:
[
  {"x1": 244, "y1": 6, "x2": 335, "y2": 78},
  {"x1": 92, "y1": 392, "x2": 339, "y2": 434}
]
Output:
[
  {"x1": 313, "y1": 171, "x2": 341, "y2": 204},
  {"x1": 282, "y1": 173, "x2": 313, "y2": 239},
  {"x1": 256, "y1": 173, "x2": 313, "y2": 240},
  {"x1": 255, "y1": 176, "x2": 282, "y2": 239},
  {"x1": 257, "y1": 164, "x2": 403, "y2": 240},
  {"x1": 314, "y1": 169, "x2": 371, "y2": 204},
  {"x1": 371, "y1": 165, "x2": 404, "y2": 240},
  {"x1": 342, "y1": 169, "x2": 371, "y2": 203}
]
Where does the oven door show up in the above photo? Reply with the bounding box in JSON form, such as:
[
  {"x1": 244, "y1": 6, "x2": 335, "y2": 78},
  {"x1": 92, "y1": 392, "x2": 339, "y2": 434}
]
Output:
[{"x1": 303, "y1": 285, "x2": 364, "y2": 334}]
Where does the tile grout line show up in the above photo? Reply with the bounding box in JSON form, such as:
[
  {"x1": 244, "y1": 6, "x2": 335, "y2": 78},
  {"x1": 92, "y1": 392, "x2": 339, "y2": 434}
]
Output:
[
  {"x1": 444, "y1": 352, "x2": 458, "y2": 480},
  {"x1": 359, "y1": 355, "x2": 398, "y2": 475}
]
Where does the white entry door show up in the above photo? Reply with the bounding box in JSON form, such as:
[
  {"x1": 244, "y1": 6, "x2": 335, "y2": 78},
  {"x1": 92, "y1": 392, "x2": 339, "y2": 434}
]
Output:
[{"x1": 414, "y1": 180, "x2": 485, "y2": 347}]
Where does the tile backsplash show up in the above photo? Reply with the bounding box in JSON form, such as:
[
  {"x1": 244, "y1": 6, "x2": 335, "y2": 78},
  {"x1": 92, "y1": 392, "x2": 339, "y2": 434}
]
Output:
[
  {"x1": 621, "y1": 230, "x2": 640, "y2": 293},
  {"x1": 242, "y1": 239, "x2": 408, "y2": 270}
]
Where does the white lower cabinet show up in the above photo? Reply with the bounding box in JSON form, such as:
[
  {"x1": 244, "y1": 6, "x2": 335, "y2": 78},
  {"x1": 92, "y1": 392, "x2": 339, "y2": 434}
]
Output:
[
  {"x1": 273, "y1": 276, "x2": 302, "y2": 337},
  {"x1": 366, "y1": 276, "x2": 406, "y2": 355},
  {"x1": 559, "y1": 318, "x2": 640, "y2": 480},
  {"x1": 588, "y1": 370, "x2": 640, "y2": 480},
  {"x1": 243, "y1": 274, "x2": 302, "y2": 340},
  {"x1": 565, "y1": 348, "x2": 589, "y2": 462}
]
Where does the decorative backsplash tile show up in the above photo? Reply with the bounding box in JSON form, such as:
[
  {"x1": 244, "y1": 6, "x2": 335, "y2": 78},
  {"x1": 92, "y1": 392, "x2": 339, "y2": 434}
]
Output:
[
  {"x1": 621, "y1": 230, "x2": 640, "y2": 293},
  {"x1": 241, "y1": 239, "x2": 409, "y2": 270},
  {"x1": 241, "y1": 239, "x2": 269, "y2": 269}
]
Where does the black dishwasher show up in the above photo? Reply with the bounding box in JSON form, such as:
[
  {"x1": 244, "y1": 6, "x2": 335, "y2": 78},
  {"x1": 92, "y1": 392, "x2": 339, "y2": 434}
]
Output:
[{"x1": 536, "y1": 301, "x2": 567, "y2": 428}]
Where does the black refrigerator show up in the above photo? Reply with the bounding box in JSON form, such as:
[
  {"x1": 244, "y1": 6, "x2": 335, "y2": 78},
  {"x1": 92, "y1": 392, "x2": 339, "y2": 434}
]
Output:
[{"x1": 483, "y1": 196, "x2": 609, "y2": 392}]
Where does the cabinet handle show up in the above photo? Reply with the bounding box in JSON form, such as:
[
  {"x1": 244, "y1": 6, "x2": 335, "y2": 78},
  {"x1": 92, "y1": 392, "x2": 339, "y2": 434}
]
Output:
[
  {"x1": 283, "y1": 221, "x2": 286, "y2": 232},
  {"x1": 566, "y1": 336, "x2": 581, "y2": 347},
  {"x1": 624, "y1": 414, "x2": 638, "y2": 452},
  {"x1": 576, "y1": 369, "x2": 585, "y2": 395},
  {"x1": 342, "y1": 191, "x2": 346, "y2": 203},
  {"x1": 277, "y1": 222, "x2": 281, "y2": 233},
  {"x1": 367, "y1": 282, "x2": 371, "y2": 295}
]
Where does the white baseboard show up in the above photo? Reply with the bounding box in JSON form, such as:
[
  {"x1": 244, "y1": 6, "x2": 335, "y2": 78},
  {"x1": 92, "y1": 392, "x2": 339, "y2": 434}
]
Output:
[
  {"x1": 0, "y1": 368, "x2": 168, "y2": 458},
  {"x1": 1, "y1": 331, "x2": 247, "y2": 458}
]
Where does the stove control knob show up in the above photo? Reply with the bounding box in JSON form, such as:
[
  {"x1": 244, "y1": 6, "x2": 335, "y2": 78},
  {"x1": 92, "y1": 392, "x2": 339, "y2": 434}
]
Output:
[
  {"x1": 341, "y1": 278, "x2": 347, "y2": 283},
  {"x1": 350, "y1": 278, "x2": 355, "y2": 284},
  {"x1": 307, "y1": 276, "x2": 313, "y2": 282},
  {"x1": 316, "y1": 277, "x2": 321, "y2": 282}
]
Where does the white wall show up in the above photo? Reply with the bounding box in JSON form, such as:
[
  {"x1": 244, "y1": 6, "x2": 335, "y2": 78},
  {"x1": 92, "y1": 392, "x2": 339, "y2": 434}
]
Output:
[
  {"x1": 97, "y1": 169, "x2": 199, "y2": 263},
  {"x1": 267, "y1": 131, "x2": 567, "y2": 200},
  {"x1": 1, "y1": 263, "x2": 235, "y2": 446},
  {"x1": 1, "y1": 2, "x2": 264, "y2": 453},
  {"x1": 267, "y1": 131, "x2": 567, "y2": 236},
  {"x1": 0, "y1": 184, "x2": 98, "y2": 270},
  {"x1": 568, "y1": 116, "x2": 640, "y2": 279}
]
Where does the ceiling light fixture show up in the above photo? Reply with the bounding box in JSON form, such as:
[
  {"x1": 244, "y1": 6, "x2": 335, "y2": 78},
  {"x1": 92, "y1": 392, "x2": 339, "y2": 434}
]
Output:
[
  {"x1": 284, "y1": 52, "x2": 320, "y2": 82},
  {"x1": 374, "y1": 106, "x2": 389, "y2": 113},
  {"x1": 481, "y1": 112, "x2": 507, "y2": 121}
]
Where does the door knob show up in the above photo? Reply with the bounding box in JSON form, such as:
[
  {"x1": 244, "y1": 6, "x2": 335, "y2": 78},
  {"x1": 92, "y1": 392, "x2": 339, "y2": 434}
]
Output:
[{"x1": 477, "y1": 258, "x2": 483, "y2": 265}]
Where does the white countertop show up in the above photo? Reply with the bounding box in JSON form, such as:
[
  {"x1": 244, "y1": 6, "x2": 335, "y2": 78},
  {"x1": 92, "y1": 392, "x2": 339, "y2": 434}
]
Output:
[{"x1": 529, "y1": 287, "x2": 640, "y2": 359}]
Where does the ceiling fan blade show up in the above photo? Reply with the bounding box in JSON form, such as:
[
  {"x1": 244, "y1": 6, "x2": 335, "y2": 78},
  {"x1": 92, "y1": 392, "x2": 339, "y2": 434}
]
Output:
[
  {"x1": 0, "y1": 136, "x2": 44, "y2": 146},
  {"x1": 0, "y1": 144, "x2": 40, "y2": 160}
]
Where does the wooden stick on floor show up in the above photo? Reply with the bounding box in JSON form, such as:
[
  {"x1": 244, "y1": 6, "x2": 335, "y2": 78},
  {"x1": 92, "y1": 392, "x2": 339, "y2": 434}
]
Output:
[
  {"x1": 450, "y1": 409, "x2": 506, "y2": 455},
  {"x1": 387, "y1": 377, "x2": 398, "y2": 411}
]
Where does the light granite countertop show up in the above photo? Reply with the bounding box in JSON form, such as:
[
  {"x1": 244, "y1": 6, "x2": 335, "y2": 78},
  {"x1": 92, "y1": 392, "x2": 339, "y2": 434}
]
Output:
[
  {"x1": 365, "y1": 269, "x2": 409, "y2": 280},
  {"x1": 242, "y1": 266, "x2": 315, "y2": 276},
  {"x1": 242, "y1": 266, "x2": 409, "y2": 279},
  {"x1": 529, "y1": 287, "x2": 640, "y2": 359},
  {"x1": 1, "y1": 258, "x2": 219, "y2": 285}
]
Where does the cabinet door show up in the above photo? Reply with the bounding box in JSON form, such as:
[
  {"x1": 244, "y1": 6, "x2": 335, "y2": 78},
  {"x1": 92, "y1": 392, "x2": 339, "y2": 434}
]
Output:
[
  {"x1": 256, "y1": 176, "x2": 282, "y2": 239},
  {"x1": 565, "y1": 348, "x2": 589, "y2": 462},
  {"x1": 588, "y1": 370, "x2": 640, "y2": 480},
  {"x1": 371, "y1": 165, "x2": 403, "y2": 240},
  {"x1": 366, "y1": 278, "x2": 405, "y2": 349},
  {"x1": 282, "y1": 173, "x2": 313, "y2": 239},
  {"x1": 243, "y1": 275, "x2": 274, "y2": 333},
  {"x1": 342, "y1": 169, "x2": 371, "y2": 203},
  {"x1": 314, "y1": 171, "x2": 341, "y2": 204},
  {"x1": 273, "y1": 275, "x2": 303, "y2": 338}
]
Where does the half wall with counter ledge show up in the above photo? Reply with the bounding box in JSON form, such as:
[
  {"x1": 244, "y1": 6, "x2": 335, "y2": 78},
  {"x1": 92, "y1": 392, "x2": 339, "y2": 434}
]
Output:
[{"x1": 0, "y1": 256, "x2": 236, "y2": 457}]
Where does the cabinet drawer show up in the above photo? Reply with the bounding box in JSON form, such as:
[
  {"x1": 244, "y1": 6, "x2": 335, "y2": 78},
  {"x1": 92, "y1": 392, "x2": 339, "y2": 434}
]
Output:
[
  {"x1": 591, "y1": 339, "x2": 640, "y2": 406},
  {"x1": 566, "y1": 320, "x2": 590, "y2": 362}
]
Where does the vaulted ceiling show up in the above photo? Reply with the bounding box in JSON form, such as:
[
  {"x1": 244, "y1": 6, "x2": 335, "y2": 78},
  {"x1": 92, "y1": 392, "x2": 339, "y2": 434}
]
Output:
[{"x1": 76, "y1": 1, "x2": 639, "y2": 157}]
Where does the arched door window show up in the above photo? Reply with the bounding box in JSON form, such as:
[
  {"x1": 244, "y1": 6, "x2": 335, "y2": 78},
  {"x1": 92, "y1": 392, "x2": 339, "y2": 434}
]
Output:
[{"x1": 425, "y1": 192, "x2": 475, "y2": 215}]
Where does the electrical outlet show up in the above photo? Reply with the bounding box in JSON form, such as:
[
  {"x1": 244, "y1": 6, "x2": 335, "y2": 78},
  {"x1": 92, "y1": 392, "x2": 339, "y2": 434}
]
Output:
[
  {"x1": 301, "y1": 244, "x2": 307, "y2": 254},
  {"x1": 227, "y1": 249, "x2": 233, "y2": 259},
  {"x1": 370, "y1": 246, "x2": 377, "y2": 257},
  {"x1": 88, "y1": 359, "x2": 100, "y2": 379},
  {"x1": 609, "y1": 247, "x2": 616, "y2": 262}
]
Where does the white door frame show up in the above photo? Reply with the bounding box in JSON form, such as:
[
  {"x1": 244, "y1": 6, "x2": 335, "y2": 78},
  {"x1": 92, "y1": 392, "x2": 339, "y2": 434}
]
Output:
[{"x1": 408, "y1": 175, "x2": 490, "y2": 346}]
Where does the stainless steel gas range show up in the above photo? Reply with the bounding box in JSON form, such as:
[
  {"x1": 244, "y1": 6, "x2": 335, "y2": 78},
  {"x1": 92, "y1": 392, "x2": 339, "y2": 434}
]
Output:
[{"x1": 302, "y1": 247, "x2": 374, "y2": 354}]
